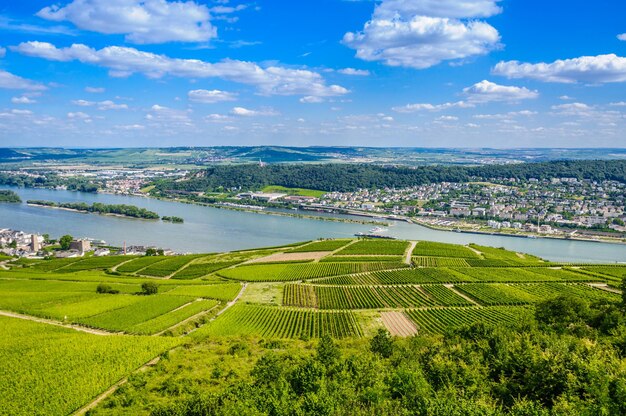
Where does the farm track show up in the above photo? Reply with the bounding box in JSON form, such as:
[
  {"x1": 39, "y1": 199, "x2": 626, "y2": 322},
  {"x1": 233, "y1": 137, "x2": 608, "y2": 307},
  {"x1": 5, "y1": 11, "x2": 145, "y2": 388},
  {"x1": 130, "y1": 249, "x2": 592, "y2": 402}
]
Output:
[
  {"x1": 405, "y1": 241, "x2": 417, "y2": 265},
  {"x1": 72, "y1": 356, "x2": 162, "y2": 416},
  {"x1": 588, "y1": 283, "x2": 622, "y2": 294},
  {"x1": 0, "y1": 310, "x2": 117, "y2": 336},
  {"x1": 154, "y1": 303, "x2": 221, "y2": 336},
  {"x1": 444, "y1": 284, "x2": 481, "y2": 306},
  {"x1": 109, "y1": 258, "x2": 135, "y2": 273}
]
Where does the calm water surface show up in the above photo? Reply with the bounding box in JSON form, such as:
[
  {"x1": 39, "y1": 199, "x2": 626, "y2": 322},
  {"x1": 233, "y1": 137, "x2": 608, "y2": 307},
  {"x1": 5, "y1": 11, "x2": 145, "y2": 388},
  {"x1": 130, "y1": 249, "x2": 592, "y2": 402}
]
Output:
[{"x1": 0, "y1": 187, "x2": 624, "y2": 263}]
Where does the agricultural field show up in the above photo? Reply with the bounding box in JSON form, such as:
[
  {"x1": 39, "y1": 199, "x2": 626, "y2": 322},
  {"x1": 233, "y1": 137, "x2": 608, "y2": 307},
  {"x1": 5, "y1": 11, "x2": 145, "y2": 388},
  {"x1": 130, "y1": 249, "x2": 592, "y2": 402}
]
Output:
[
  {"x1": 170, "y1": 261, "x2": 238, "y2": 279},
  {"x1": 318, "y1": 267, "x2": 472, "y2": 285},
  {"x1": 0, "y1": 316, "x2": 178, "y2": 416},
  {"x1": 335, "y1": 239, "x2": 410, "y2": 256},
  {"x1": 411, "y1": 241, "x2": 480, "y2": 259},
  {"x1": 194, "y1": 304, "x2": 362, "y2": 339},
  {"x1": 59, "y1": 256, "x2": 135, "y2": 272},
  {"x1": 115, "y1": 256, "x2": 169, "y2": 273},
  {"x1": 284, "y1": 284, "x2": 438, "y2": 309},
  {"x1": 0, "y1": 238, "x2": 624, "y2": 416},
  {"x1": 412, "y1": 256, "x2": 470, "y2": 267},
  {"x1": 405, "y1": 306, "x2": 531, "y2": 335},
  {"x1": 217, "y1": 261, "x2": 407, "y2": 282},
  {"x1": 322, "y1": 255, "x2": 405, "y2": 262},
  {"x1": 139, "y1": 255, "x2": 204, "y2": 277},
  {"x1": 290, "y1": 239, "x2": 352, "y2": 252}
]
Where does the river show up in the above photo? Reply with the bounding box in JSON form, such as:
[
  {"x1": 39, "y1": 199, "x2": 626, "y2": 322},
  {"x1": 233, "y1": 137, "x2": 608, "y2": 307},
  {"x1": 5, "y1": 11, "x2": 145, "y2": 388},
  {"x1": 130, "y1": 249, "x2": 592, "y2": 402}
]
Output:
[{"x1": 0, "y1": 187, "x2": 624, "y2": 263}]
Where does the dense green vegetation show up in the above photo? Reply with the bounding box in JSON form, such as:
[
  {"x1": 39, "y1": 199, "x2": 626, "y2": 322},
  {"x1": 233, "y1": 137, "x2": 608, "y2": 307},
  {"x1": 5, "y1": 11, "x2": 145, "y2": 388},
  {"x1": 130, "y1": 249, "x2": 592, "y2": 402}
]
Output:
[
  {"x1": 0, "y1": 316, "x2": 178, "y2": 416},
  {"x1": 27, "y1": 200, "x2": 160, "y2": 219},
  {"x1": 0, "y1": 189, "x2": 21, "y2": 202},
  {"x1": 335, "y1": 239, "x2": 410, "y2": 256},
  {"x1": 194, "y1": 304, "x2": 363, "y2": 339},
  {"x1": 1, "y1": 238, "x2": 625, "y2": 415},
  {"x1": 152, "y1": 159, "x2": 626, "y2": 194}
]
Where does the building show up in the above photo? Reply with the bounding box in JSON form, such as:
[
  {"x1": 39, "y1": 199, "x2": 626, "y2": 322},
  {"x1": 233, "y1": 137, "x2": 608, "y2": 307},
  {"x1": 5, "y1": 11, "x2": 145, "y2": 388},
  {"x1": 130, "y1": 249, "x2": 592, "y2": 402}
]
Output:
[
  {"x1": 69, "y1": 239, "x2": 91, "y2": 253},
  {"x1": 30, "y1": 234, "x2": 41, "y2": 252}
]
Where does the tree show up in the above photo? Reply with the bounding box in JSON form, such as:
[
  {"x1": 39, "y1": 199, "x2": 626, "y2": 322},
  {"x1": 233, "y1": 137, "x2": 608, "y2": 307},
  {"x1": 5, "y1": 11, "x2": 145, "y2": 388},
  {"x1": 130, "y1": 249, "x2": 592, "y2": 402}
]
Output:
[
  {"x1": 535, "y1": 295, "x2": 590, "y2": 332},
  {"x1": 141, "y1": 282, "x2": 158, "y2": 295},
  {"x1": 370, "y1": 328, "x2": 394, "y2": 358},
  {"x1": 96, "y1": 283, "x2": 119, "y2": 294},
  {"x1": 59, "y1": 235, "x2": 73, "y2": 250},
  {"x1": 316, "y1": 334, "x2": 340, "y2": 368}
]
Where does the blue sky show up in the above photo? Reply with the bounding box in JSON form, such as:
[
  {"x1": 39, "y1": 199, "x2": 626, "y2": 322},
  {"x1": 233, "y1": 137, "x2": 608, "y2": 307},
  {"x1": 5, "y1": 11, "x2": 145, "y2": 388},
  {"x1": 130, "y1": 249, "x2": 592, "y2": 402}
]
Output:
[{"x1": 1, "y1": 0, "x2": 625, "y2": 148}]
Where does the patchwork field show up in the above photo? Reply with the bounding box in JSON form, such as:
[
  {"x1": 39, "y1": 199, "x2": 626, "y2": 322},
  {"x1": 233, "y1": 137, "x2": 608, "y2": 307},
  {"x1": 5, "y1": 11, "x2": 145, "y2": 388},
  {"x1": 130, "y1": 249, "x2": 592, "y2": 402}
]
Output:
[{"x1": 0, "y1": 238, "x2": 623, "y2": 415}]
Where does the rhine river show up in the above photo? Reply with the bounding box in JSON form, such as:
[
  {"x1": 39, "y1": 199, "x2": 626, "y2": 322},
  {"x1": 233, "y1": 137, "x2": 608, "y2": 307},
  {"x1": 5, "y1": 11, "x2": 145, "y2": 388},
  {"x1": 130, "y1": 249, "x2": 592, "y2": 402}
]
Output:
[{"x1": 1, "y1": 187, "x2": 625, "y2": 263}]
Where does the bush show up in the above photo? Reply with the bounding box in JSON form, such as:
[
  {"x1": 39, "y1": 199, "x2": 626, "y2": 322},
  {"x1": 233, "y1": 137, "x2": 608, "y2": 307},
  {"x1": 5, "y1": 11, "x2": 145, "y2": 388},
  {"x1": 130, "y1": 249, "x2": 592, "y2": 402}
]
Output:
[
  {"x1": 370, "y1": 328, "x2": 394, "y2": 358},
  {"x1": 141, "y1": 282, "x2": 158, "y2": 295},
  {"x1": 96, "y1": 283, "x2": 119, "y2": 294}
]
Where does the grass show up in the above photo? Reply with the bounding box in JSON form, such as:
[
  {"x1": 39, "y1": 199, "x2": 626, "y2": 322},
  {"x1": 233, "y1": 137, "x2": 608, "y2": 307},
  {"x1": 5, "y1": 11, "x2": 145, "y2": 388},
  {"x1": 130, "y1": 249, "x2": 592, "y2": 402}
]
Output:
[
  {"x1": 261, "y1": 185, "x2": 326, "y2": 198},
  {"x1": 290, "y1": 239, "x2": 351, "y2": 252}
]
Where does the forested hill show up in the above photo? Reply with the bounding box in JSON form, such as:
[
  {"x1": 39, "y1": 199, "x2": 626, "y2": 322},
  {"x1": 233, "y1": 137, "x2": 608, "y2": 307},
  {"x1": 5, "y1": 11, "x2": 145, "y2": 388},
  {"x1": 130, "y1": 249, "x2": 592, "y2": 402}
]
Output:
[{"x1": 154, "y1": 160, "x2": 626, "y2": 193}]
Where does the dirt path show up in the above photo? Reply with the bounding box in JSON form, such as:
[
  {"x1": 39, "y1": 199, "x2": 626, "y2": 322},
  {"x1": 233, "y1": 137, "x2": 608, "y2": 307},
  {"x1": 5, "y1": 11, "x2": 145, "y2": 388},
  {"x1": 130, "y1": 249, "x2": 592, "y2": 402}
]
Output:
[
  {"x1": 154, "y1": 303, "x2": 221, "y2": 336},
  {"x1": 405, "y1": 241, "x2": 417, "y2": 265},
  {"x1": 466, "y1": 245, "x2": 483, "y2": 257},
  {"x1": 110, "y1": 258, "x2": 135, "y2": 273},
  {"x1": 444, "y1": 284, "x2": 481, "y2": 306},
  {"x1": 588, "y1": 283, "x2": 622, "y2": 294},
  {"x1": 0, "y1": 310, "x2": 116, "y2": 336},
  {"x1": 72, "y1": 356, "x2": 162, "y2": 416},
  {"x1": 381, "y1": 311, "x2": 418, "y2": 336}
]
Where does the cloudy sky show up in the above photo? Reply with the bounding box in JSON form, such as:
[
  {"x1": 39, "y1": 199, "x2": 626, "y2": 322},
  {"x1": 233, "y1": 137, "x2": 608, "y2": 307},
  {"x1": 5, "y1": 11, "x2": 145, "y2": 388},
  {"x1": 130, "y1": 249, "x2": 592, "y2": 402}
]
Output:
[{"x1": 1, "y1": 0, "x2": 626, "y2": 148}]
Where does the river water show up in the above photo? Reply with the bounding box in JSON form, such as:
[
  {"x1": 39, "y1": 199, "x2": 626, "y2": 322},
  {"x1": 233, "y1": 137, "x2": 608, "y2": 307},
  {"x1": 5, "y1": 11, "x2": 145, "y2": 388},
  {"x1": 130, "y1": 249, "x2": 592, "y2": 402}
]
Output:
[{"x1": 0, "y1": 187, "x2": 624, "y2": 263}]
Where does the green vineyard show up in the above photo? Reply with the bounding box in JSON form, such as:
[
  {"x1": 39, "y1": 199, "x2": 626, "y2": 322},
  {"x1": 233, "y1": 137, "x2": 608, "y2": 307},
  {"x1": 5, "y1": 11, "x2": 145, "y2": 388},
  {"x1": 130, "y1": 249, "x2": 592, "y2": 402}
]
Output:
[
  {"x1": 335, "y1": 239, "x2": 410, "y2": 255},
  {"x1": 412, "y1": 241, "x2": 480, "y2": 258},
  {"x1": 217, "y1": 261, "x2": 408, "y2": 282},
  {"x1": 406, "y1": 306, "x2": 531, "y2": 335},
  {"x1": 194, "y1": 304, "x2": 363, "y2": 338}
]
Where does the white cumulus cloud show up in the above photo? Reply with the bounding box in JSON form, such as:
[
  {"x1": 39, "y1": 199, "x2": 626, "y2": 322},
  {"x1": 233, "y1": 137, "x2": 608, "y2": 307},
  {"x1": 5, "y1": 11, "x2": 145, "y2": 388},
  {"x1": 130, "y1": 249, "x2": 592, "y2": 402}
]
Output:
[
  {"x1": 343, "y1": 0, "x2": 501, "y2": 69},
  {"x1": 493, "y1": 54, "x2": 626, "y2": 84},
  {"x1": 392, "y1": 101, "x2": 474, "y2": 113},
  {"x1": 188, "y1": 89, "x2": 237, "y2": 103},
  {"x1": 0, "y1": 70, "x2": 47, "y2": 91},
  {"x1": 85, "y1": 86, "x2": 105, "y2": 93},
  {"x1": 374, "y1": 0, "x2": 502, "y2": 19},
  {"x1": 12, "y1": 41, "x2": 348, "y2": 98},
  {"x1": 11, "y1": 96, "x2": 37, "y2": 104},
  {"x1": 618, "y1": 33, "x2": 626, "y2": 41},
  {"x1": 230, "y1": 107, "x2": 279, "y2": 117},
  {"x1": 463, "y1": 80, "x2": 538, "y2": 102},
  {"x1": 37, "y1": 0, "x2": 216, "y2": 44},
  {"x1": 337, "y1": 68, "x2": 370, "y2": 76}
]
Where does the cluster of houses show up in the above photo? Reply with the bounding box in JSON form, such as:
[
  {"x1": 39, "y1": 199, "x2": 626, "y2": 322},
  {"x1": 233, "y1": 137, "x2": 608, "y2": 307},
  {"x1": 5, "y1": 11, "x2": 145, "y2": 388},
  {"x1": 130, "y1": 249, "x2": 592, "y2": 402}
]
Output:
[{"x1": 0, "y1": 228, "x2": 109, "y2": 258}]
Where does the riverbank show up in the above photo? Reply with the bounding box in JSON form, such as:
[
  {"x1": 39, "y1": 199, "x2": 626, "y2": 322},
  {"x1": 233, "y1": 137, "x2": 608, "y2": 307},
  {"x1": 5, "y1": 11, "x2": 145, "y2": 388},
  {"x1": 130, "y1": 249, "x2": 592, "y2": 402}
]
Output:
[
  {"x1": 152, "y1": 195, "x2": 390, "y2": 226},
  {"x1": 410, "y1": 218, "x2": 626, "y2": 246},
  {"x1": 26, "y1": 203, "x2": 160, "y2": 221}
]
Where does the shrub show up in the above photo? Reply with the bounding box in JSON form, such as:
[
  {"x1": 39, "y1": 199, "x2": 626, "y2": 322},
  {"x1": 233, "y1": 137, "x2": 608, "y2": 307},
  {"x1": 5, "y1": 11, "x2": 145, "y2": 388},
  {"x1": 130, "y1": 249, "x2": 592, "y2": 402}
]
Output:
[
  {"x1": 141, "y1": 282, "x2": 158, "y2": 295},
  {"x1": 96, "y1": 283, "x2": 119, "y2": 294}
]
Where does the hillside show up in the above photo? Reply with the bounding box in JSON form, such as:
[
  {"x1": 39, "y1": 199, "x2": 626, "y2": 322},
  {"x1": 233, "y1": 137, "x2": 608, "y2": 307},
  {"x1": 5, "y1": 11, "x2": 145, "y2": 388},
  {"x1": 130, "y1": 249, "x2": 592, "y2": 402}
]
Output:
[{"x1": 0, "y1": 239, "x2": 624, "y2": 415}]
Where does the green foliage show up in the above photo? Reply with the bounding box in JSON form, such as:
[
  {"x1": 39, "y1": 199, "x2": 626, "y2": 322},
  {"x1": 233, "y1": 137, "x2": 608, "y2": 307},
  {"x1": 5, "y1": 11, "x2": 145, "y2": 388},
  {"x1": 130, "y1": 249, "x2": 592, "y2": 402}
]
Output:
[
  {"x1": 0, "y1": 190, "x2": 21, "y2": 203},
  {"x1": 127, "y1": 299, "x2": 218, "y2": 335},
  {"x1": 27, "y1": 200, "x2": 160, "y2": 219},
  {"x1": 370, "y1": 328, "x2": 394, "y2": 358},
  {"x1": 153, "y1": 160, "x2": 626, "y2": 194},
  {"x1": 165, "y1": 283, "x2": 242, "y2": 301},
  {"x1": 170, "y1": 261, "x2": 239, "y2": 279},
  {"x1": 96, "y1": 283, "x2": 119, "y2": 294},
  {"x1": 116, "y1": 256, "x2": 167, "y2": 273},
  {"x1": 141, "y1": 282, "x2": 159, "y2": 295},
  {"x1": 622, "y1": 278, "x2": 626, "y2": 310},
  {"x1": 59, "y1": 235, "x2": 73, "y2": 250},
  {"x1": 406, "y1": 307, "x2": 531, "y2": 335},
  {"x1": 139, "y1": 255, "x2": 202, "y2": 277}
]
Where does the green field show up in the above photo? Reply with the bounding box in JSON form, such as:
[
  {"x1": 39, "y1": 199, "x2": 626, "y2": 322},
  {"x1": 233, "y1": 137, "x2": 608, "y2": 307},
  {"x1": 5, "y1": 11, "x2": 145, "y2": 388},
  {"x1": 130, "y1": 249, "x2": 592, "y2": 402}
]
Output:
[
  {"x1": 0, "y1": 238, "x2": 624, "y2": 415},
  {"x1": 194, "y1": 304, "x2": 362, "y2": 338},
  {"x1": 0, "y1": 316, "x2": 178, "y2": 416},
  {"x1": 261, "y1": 185, "x2": 326, "y2": 198}
]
